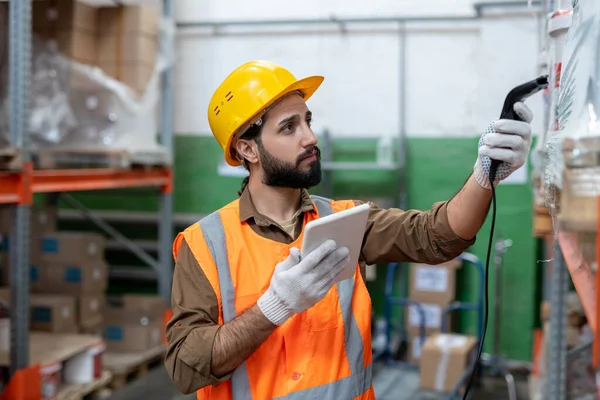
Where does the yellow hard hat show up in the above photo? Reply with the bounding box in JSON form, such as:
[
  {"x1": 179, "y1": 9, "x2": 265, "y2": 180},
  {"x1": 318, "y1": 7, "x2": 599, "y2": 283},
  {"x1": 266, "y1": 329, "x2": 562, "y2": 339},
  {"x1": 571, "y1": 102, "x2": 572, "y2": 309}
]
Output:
[{"x1": 208, "y1": 60, "x2": 324, "y2": 166}]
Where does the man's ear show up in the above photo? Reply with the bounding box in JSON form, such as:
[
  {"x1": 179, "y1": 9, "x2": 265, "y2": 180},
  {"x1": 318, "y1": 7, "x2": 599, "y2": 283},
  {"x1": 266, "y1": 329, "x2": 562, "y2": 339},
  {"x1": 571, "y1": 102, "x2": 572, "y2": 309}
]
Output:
[{"x1": 235, "y1": 139, "x2": 259, "y2": 164}]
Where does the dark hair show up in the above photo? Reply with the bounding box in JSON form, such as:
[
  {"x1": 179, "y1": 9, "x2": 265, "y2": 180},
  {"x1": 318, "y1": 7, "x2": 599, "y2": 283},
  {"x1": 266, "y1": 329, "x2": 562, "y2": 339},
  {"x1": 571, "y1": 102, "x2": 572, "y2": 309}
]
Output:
[{"x1": 236, "y1": 119, "x2": 265, "y2": 196}]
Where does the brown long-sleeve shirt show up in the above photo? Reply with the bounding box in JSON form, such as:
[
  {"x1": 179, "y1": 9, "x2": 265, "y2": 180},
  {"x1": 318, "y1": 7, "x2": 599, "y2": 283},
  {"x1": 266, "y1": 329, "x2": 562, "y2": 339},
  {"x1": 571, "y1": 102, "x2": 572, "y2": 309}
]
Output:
[{"x1": 165, "y1": 189, "x2": 475, "y2": 394}]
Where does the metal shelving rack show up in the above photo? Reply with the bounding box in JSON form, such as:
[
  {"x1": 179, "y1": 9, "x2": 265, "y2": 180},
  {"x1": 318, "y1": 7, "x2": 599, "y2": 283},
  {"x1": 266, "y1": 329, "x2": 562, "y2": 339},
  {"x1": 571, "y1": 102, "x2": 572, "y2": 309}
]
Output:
[
  {"x1": 546, "y1": 243, "x2": 569, "y2": 400},
  {"x1": 545, "y1": 221, "x2": 600, "y2": 400},
  {"x1": 0, "y1": 0, "x2": 175, "y2": 392}
]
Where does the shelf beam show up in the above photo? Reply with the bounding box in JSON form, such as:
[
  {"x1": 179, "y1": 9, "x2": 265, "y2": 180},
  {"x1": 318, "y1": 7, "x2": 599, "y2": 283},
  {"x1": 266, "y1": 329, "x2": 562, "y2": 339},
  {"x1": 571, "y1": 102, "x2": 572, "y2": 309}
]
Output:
[{"x1": 0, "y1": 168, "x2": 173, "y2": 205}]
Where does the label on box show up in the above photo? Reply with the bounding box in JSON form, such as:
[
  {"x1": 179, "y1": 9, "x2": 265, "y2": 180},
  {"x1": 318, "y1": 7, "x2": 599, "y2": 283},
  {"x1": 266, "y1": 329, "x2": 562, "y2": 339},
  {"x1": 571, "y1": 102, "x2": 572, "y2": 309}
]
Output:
[
  {"x1": 435, "y1": 334, "x2": 467, "y2": 349},
  {"x1": 414, "y1": 265, "x2": 448, "y2": 292},
  {"x1": 409, "y1": 303, "x2": 442, "y2": 328},
  {"x1": 151, "y1": 328, "x2": 161, "y2": 346},
  {"x1": 42, "y1": 238, "x2": 59, "y2": 253},
  {"x1": 105, "y1": 326, "x2": 124, "y2": 341},
  {"x1": 62, "y1": 307, "x2": 70, "y2": 319},
  {"x1": 31, "y1": 266, "x2": 39, "y2": 282},
  {"x1": 88, "y1": 243, "x2": 97, "y2": 256},
  {"x1": 412, "y1": 336, "x2": 425, "y2": 359},
  {"x1": 65, "y1": 267, "x2": 82, "y2": 283},
  {"x1": 90, "y1": 299, "x2": 99, "y2": 312},
  {"x1": 33, "y1": 307, "x2": 52, "y2": 323}
]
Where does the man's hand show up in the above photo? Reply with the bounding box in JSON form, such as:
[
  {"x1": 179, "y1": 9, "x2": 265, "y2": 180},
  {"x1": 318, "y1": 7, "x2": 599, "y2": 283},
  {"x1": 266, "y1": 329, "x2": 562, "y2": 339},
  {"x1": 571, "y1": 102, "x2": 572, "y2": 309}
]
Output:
[
  {"x1": 257, "y1": 240, "x2": 350, "y2": 326},
  {"x1": 209, "y1": 241, "x2": 349, "y2": 378},
  {"x1": 473, "y1": 101, "x2": 533, "y2": 189}
]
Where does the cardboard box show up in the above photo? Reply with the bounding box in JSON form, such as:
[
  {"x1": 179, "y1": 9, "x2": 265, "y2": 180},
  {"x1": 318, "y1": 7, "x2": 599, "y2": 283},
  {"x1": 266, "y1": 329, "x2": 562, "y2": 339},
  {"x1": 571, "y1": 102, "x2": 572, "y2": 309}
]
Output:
[
  {"x1": 33, "y1": 0, "x2": 97, "y2": 33},
  {"x1": 31, "y1": 295, "x2": 78, "y2": 333},
  {"x1": 78, "y1": 295, "x2": 105, "y2": 328},
  {"x1": 103, "y1": 307, "x2": 163, "y2": 352},
  {"x1": 95, "y1": 5, "x2": 158, "y2": 92},
  {"x1": 32, "y1": 0, "x2": 98, "y2": 64},
  {"x1": 97, "y1": 5, "x2": 159, "y2": 37},
  {"x1": 96, "y1": 34, "x2": 157, "y2": 65},
  {"x1": 123, "y1": 294, "x2": 165, "y2": 316},
  {"x1": 419, "y1": 333, "x2": 478, "y2": 392},
  {"x1": 41, "y1": 232, "x2": 105, "y2": 264},
  {"x1": 80, "y1": 319, "x2": 103, "y2": 335},
  {"x1": 409, "y1": 259, "x2": 461, "y2": 304},
  {"x1": 0, "y1": 258, "x2": 43, "y2": 291},
  {"x1": 36, "y1": 29, "x2": 97, "y2": 64},
  {"x1": 0, "y1": 289, "x2": 78, "y2": 333},
  {"x1": 406, "y1": 301, "x2": 455, "y2": 336},
  {"x1": 0, "y1": 205, "x2": 58, "y2": 235},
  {"x1": 95, "y1": 61, "x2": 155, "y2": 93},
  {"x1": 34, "y1": 260, "x2": 109, "y2": 295}
]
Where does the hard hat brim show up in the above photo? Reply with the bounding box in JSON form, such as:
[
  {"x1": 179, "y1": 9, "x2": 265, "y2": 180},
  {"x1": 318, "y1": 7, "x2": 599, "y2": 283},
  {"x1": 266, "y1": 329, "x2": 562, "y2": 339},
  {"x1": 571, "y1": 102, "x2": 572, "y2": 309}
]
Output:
[{"x1": 224, "y1": 75, "x2": 325, "y2": 167}]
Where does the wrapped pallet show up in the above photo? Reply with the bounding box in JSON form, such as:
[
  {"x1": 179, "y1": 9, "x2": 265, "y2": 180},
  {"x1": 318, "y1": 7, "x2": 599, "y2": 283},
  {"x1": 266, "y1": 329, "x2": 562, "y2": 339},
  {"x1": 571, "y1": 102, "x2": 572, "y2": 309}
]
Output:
[{"x1": 0, "y1": 0, "x2": 175, "y2": 165}]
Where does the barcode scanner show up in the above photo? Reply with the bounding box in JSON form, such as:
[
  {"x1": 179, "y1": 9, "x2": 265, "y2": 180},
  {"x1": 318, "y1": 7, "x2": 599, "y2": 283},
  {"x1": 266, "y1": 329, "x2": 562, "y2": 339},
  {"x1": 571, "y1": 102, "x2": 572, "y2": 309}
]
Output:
[
  {"x1": 489, "y1": 75, "x2": 550, "y2": 182},
  {"x1": 461, "y1": 74, "x2": 549, "y2": 400}
]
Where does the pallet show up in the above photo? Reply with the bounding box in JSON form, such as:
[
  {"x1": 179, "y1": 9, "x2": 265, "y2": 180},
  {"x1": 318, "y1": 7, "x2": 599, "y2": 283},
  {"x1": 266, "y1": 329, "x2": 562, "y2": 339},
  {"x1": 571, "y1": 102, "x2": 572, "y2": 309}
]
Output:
[
  {"x1": 57, "y1": 370, "x2": 113, "y2": 400},
  {"x1": 0, "y1": 332, "x2": 103, "y2": 367},
  {"x1": 0, "y1": 147, "x2": 21, "y2": 170},
  {"x1": 102, "y1": 345, "x2": 166, "y2": 390},
  {"x1": 34, "y1": 148, "x2": 170, "y2": 170}
]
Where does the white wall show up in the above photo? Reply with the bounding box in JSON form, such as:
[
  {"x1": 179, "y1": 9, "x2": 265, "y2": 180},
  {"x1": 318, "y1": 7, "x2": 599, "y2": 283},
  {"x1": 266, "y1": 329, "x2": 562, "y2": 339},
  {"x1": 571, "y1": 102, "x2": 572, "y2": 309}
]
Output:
[{"x1": 173, "y1": 1, "x2": 545, "y2": 139}]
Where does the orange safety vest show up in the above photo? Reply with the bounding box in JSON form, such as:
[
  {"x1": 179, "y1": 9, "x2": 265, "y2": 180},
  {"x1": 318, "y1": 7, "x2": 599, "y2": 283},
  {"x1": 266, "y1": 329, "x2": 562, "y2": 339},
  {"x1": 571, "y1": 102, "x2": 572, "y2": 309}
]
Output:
[{"x1": 173, "y1": 195, "x2": 375, "y2": 400}]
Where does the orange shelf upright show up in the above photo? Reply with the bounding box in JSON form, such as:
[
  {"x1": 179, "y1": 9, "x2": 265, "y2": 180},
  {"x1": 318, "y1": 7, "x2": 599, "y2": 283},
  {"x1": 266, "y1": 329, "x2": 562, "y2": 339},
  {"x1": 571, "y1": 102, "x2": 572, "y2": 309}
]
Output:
[
  {"x1": 0, "y1": 166, "x2": 172, "y2": 205},
  {"x1": 0, "y1": 365, "x2": 41, "y2": 400}
]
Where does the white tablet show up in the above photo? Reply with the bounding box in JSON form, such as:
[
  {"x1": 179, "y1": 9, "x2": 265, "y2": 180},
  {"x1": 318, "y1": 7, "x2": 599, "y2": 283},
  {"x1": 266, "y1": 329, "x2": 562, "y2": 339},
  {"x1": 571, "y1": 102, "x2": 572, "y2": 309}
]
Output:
[{"x1": 301, "y1": 203, "x2": 370, "y2": 282}]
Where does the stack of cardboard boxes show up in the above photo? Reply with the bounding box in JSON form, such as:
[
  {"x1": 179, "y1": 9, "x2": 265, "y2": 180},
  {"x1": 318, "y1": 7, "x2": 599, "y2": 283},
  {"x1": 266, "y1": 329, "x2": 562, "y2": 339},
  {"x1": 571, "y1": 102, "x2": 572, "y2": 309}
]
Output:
[
  {"x1": 0, "y1": 205, "x2": 107, "y2": 334},
  {"x1": 31, "y1": 0, "x2": 159, "y2": 93},
  {"x1": 103, "y1": 294, "x2": 166, "y2": 352},
  {"x1": 405, "y1": 259, "x2": 462, "y2": 364},
  {"x1": 405, "y1": 259, "x2": 479, "y2": 393},
  {"x1": 0, "y1": 205, "x2": 167, "y2": 353}
]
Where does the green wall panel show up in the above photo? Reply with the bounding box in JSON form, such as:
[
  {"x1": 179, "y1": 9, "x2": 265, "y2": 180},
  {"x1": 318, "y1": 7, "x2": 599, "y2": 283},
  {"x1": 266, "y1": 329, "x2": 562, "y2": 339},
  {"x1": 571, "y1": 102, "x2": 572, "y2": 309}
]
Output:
[{"x1": 66, "y1": 133, "x2": 537, "y2": 361}]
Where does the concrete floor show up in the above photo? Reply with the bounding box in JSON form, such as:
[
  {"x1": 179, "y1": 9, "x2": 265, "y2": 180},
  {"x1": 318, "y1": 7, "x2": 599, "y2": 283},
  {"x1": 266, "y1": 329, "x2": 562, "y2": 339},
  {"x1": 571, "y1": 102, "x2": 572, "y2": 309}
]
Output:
[
  {"x1": 106, "y1": 364, "x2": 528, "y2": 400},
  {"x1": 106, "y1": 367, "x2": 195, "y2": 400}
]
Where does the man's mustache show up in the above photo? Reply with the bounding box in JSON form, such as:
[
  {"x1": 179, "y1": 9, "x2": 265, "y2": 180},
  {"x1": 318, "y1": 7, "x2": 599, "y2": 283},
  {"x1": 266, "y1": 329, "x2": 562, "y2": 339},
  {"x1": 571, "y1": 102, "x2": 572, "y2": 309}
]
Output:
[{"x1": 296, "y1": 146, "x2": 321, "y2": 165}]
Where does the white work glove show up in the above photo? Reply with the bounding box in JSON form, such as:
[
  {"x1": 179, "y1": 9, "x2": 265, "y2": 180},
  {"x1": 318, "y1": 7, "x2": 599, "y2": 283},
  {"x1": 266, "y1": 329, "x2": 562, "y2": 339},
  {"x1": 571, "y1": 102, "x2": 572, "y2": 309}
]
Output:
[
  {"x1": 257, "y1": 240, "x2": 350, "y2": 326},
  {"x1": 473, "y1": 101, "x2": 534, "y2": 189}
]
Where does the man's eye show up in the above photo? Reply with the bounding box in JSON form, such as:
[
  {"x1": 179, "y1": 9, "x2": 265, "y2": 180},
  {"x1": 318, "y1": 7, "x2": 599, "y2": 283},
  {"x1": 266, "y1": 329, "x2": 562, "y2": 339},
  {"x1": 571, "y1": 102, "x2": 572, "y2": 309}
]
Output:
[
  {"x1": 283, "y1": 124, "x2": 294, "y2": 132},
  {"x1": 306, "y1": 118, "x2": 312, "y2": 126}
]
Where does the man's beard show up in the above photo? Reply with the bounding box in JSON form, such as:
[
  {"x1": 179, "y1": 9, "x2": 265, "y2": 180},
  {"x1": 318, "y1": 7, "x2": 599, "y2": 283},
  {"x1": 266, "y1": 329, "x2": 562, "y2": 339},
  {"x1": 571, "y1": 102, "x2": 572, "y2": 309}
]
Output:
[{"x1": 257, "y1": 140, "x2": 322, "y2": 189}]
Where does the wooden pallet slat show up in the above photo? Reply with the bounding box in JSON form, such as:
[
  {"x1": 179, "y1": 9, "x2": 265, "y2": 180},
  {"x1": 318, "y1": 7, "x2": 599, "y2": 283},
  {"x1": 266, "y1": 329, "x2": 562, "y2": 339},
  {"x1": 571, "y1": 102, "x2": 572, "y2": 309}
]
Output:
[
  {"x1": 57, "y1": 370, "x2": 113, "y2": 400},
  {"x1": 34, "y1": 148, "x2": 170, "y2": 170},
  {"x1": 35, "y1": 148, "x2": 131, "y2": 170}
]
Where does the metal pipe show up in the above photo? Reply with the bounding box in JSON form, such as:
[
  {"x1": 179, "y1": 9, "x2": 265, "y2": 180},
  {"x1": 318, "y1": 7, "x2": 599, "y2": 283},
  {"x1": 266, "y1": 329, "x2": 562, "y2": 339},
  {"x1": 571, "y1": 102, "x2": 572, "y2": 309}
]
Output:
[
  {"x1": 397, "y1": 22, "x2": 408, "y2": 211},
  {"x1": 177, "y1": 1, "x2": 542, "y2": 30},
  {"x1": 159, "y1": 0, "x2": 175, "y2": 305},
  {"x1": 177, "y1": 15, "x2": 478, "y2": 30},
  {"x1": 473, "y1": 0, "x2": 543, "y2": 16}
]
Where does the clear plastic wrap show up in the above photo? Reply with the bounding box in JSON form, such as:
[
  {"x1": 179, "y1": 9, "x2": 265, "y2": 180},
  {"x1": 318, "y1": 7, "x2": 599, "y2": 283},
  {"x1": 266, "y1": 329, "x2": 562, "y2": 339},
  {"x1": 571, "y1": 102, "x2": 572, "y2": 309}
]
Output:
[
  {"x1": 0, "y1": 6, "x2": 176, "y2": 165},
  {"x1": 546, "y1": 0, "x2": 600, "y2": 198}
]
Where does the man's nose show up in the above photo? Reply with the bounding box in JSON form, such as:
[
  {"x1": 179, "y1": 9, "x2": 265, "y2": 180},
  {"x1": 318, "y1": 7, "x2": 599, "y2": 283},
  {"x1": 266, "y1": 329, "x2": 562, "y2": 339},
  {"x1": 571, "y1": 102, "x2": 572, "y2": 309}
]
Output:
[{"x1": 301, "y1": 126, "x2": 318, "y2": 148}]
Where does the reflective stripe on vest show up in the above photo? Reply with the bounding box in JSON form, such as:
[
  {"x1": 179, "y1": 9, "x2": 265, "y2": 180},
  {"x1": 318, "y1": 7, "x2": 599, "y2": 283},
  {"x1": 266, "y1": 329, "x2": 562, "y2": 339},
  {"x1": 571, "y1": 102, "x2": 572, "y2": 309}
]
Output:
[{"x1": 198, "y1": 195, "x2": 372, "y2": 399}]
